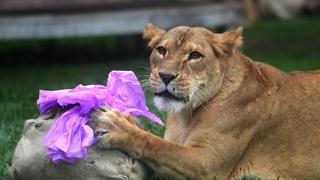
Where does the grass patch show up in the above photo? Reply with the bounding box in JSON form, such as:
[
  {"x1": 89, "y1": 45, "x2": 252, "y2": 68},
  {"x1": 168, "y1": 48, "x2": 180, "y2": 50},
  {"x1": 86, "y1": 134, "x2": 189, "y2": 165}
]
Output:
[
  {"x1": 1, "y1": 17, "x2": 320, "y2": 179},
  {"x1": 0, "y1": 60, "x2": 166, "y2": 179}
]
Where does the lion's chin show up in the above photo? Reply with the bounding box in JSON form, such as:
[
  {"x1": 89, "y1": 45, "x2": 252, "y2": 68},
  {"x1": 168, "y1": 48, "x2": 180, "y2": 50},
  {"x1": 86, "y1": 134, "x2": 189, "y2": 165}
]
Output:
[{"x1": 153, "y1": 96, "x2": 185, "y2": 112}]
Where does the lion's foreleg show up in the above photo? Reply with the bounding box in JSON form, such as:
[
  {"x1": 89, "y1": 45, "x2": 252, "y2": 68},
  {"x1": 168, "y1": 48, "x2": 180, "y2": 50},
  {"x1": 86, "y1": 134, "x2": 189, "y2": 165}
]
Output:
[{"x1": 124, "y1": 130, "x2": 222, "y2": 179}]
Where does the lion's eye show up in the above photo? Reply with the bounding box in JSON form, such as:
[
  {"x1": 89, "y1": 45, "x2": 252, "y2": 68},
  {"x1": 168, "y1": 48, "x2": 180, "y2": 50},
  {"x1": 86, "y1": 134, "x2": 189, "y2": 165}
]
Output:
[
  {"x1": 156, "y1": 46, "x2": 167, "y2": 56},
  {"x1": 188, "y1": 51, "x2": 203, "y2": 60}
]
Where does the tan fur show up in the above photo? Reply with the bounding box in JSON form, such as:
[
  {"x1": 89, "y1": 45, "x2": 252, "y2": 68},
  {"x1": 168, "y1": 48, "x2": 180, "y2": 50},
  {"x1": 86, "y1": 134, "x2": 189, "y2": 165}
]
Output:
[{"x1": 90, "y1": 24, "x2": 320, "y2": 179}]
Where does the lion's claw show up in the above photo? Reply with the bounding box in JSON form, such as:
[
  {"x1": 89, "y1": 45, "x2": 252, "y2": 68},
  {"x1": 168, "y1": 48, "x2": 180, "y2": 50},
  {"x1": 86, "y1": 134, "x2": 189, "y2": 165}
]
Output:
[
  {"x1": 87, "y1": 105, "x2": 141, "y2": 150},
  {"x1": 94, "y1": 129, "x2": 109, "y2": 138}
]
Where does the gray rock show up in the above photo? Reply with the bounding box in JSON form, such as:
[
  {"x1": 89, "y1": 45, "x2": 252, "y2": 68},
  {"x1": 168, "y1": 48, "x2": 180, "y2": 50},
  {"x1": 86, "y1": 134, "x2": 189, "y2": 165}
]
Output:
[{"x1": 9, "y1": 115, "x2": 150, "y2": 180}]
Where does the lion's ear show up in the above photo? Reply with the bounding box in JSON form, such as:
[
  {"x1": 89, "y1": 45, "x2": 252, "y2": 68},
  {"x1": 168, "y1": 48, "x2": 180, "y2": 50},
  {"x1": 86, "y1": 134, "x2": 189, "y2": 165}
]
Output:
[
  {"x1": 143, "y1": 23, "x2": 166, "y2": 48},
  {"x1": 211, "y1": 26, "x2": 243, "y2": 57}
]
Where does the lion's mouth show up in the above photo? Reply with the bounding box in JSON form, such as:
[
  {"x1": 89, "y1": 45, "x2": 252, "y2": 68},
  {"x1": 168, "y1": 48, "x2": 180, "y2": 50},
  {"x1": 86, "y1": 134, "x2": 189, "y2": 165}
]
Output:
[{"x1": 154, "y1": 90, "x2": 189, "y2": 103}]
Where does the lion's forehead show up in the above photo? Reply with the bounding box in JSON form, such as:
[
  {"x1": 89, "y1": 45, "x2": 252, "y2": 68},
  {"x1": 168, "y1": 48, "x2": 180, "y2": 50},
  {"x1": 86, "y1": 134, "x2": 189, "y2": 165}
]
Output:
[
  {"x1": 162, "y1": 27, "x2": 208, "y2": 49},
  {"x1": 162, "y1": 40, "x2": 203, "y2": 53}
]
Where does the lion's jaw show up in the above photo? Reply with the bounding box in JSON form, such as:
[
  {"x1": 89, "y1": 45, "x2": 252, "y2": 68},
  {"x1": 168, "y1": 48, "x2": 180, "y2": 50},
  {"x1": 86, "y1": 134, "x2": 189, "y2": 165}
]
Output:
[
  {"x1": 144, "y1": 24, "x2": 243, "y2": 112},
  {"x1": 150, "y1": 69, "x2": 224, "y2": 113},
  {"x1": 150, "y1": 70, "x2": 219, "y2": 113},
  {"x1": 153, "y1": 96, "x2": 185, "y2": 112},
  {"x1": 149, "y1": 64, "x2": 191, "y2": 112}
]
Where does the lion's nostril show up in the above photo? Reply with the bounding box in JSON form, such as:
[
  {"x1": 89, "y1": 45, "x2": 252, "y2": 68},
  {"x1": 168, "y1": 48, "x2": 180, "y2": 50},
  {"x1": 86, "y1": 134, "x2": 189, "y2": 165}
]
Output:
[{"x1": 159, "y1": 72, "x2": 176, "y2": 85}]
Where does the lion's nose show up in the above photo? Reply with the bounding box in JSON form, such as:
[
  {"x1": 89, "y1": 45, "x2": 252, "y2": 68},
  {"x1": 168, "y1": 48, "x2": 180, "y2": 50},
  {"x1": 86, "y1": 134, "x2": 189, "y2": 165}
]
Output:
[{"x1": 159, "y1": 72, "x2": 176, "y2": 85}]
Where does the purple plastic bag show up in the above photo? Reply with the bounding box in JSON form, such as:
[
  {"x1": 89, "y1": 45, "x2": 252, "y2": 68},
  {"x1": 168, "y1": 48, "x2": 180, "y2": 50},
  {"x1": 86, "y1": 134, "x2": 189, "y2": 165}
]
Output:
[{"x1": 37, "y1": 71, "x2": 163, "y2": 164}]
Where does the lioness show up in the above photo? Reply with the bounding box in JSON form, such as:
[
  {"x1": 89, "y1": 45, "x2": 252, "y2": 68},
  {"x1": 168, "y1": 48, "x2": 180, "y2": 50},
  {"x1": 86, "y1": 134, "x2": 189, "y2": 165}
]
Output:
[{"x1": 90, "y1": 23, "x2": 320, "y2": 179}]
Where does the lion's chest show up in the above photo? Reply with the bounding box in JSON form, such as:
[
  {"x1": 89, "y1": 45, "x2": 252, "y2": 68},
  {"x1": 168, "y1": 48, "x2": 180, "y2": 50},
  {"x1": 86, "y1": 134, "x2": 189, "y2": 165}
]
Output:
[
  {"x1": 163, "y1": 113, "x2": 192, "y2": 144},
  {"x1": 164, "y1": 125, "x2": 188, "y2": 144}
]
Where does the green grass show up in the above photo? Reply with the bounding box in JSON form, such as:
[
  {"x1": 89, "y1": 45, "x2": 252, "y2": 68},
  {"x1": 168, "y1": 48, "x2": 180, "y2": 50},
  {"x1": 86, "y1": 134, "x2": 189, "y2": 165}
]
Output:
[
  {"x1": 243, "y1": 18, "x2": 320, "y2": 71},
  {"x1": 0, "y1": 61, "x2": 166, "y2": 179},
  {"x1": 1, "y1": 17, "x2": 320, "y2": 179}
]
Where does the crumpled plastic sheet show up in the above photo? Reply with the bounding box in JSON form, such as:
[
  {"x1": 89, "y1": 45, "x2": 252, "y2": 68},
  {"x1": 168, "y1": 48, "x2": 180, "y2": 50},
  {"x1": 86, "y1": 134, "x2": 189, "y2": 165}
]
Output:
[{"x1": 37, "y1": 71, "x2": 163, "y2": 164}]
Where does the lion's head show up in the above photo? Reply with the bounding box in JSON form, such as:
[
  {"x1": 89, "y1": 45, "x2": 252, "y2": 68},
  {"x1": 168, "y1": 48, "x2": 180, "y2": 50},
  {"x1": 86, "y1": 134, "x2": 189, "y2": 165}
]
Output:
[{"x1": 144, "y1": 23, "x2": 243, "y2": 112}]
